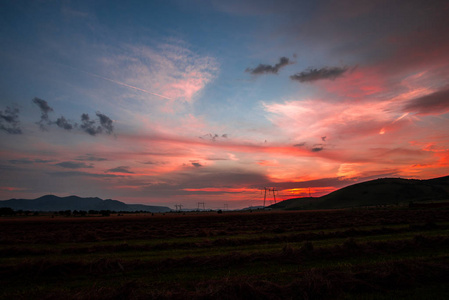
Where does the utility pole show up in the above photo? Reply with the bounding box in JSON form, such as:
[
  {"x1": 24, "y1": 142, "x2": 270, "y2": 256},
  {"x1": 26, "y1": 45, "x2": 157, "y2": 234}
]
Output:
[{"x1": 197, "y1": 202, "x2": 205, "y2": 211}]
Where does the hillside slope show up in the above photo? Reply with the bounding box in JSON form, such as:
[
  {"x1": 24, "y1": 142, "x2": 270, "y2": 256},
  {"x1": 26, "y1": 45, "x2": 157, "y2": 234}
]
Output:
[
  {"x1": 0, "y1": 195, "x2": 171, "y2": 212},
  {"x1": 270, "y1": 175, "x2": 449, "y2": 210}
]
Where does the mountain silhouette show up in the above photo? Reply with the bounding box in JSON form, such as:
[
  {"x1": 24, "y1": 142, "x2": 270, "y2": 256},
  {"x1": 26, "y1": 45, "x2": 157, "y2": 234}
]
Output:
[
  {"x1": 0, "y1": 195, "x2": 171, "y2": 212},
  {"x1": 270, "y1": 175, "x2": 449, "y2": 210}
]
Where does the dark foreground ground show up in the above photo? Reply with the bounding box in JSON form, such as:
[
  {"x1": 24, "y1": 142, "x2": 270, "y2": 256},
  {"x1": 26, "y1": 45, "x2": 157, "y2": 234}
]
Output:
[{"x1": 1, "y1": 208, "x2": 449, "y2": 299}]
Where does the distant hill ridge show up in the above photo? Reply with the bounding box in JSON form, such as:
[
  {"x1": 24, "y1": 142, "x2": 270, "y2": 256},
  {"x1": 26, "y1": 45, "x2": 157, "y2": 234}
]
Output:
[
  {"x1": 269, "y1": 175, "x2": 449, "y2": 210},
  {"x1": 0, "y1": 195, "x2": 171, "y2": 212}
]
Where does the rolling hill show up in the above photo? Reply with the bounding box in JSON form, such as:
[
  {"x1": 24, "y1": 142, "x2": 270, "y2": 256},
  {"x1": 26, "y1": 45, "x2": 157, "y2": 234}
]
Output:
[
  {"x1": 0, "y1": 195, "x2": 171, "y2": 212},
  {"x1": 270, "y1": 175, "x2": 449, "y2": 210}
]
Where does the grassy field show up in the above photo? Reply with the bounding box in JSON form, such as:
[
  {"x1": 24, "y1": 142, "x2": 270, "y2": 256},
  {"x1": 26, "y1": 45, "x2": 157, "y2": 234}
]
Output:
[{"x1": 1, "y1": 208, "x2": 449, "y2": 299}]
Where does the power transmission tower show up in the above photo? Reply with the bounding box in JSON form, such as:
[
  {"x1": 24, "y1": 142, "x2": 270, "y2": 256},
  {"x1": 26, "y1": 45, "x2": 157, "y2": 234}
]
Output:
[
  {"x1": 175, "y1": 204, "x2": 183, "y2": 211},
  {"x1": 224, "y1": 204, "x2": 229, "y2": 211},
  {"x1": 263, "y1": 187, "x2": 277, "y2": 207},
  {"x1": 197, "y1": 202, "x2": 205, "y2": 210}
]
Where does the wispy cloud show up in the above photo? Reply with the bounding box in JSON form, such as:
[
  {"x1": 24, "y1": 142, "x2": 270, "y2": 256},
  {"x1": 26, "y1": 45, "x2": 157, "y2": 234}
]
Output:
[
  {"x1": 9, "y1": 158, "x2": 54, "y2": 164},
  {"x1": 102, "y1": 42, "x2": 219, "y2": 103},
  {"x1": 0, "y1": 106, "x2": 22, "y2": 134},
  {"x1": 55, "y1": 116, "x2": 75, "y2": 130},
  {"x1": 47, "y1": 171, "x2": 123, "y2": 178},
  {"x1": 79, "y1": 113, "x2": 97, "y2": 135},
  {"x1": 54, "y1": 161, "x2": 93, "y2": 169},
  {"x1": 311, "y1": 144, "x2": 324, "y2": 152},
  {"x1": 32, "y1": 97, "x2": 53, "y2": 130},
  {"x1": 78, "y1": 111, "x2": 115, "y2": 136},
  {"x1": 96, "y1": 112, "x2": 114, "y2": 134},
  {"x1": 264, "y1": 98, "x2": 397, "y2": 142},
  {"x1": 105, "y1": 166, "x2": 134, "y2": 174},
  {"x1": 77, "y1": 68, "x2": 173, "y2": 100},
  {"x1": 190, "y1": 160, "x2": 203, "y2": 168},
  {"x1": 31, "y1": 97, "x2": 115, "y2": 136},
  {"x1": 199, "y1": 133, "x2": 228, "y2": 142}
]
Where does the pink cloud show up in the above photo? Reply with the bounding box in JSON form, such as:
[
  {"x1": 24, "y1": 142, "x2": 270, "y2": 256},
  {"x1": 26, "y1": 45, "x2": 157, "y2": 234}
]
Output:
[
  {"x1": 101, "y1": 42, "x2": 218, "y2": 104},
  {"x1": 264, "y1": 98, "x2": 398, "y2": 142},
  {"x1": 257, "y1": 160, "x2": 278, "y2": 166}
]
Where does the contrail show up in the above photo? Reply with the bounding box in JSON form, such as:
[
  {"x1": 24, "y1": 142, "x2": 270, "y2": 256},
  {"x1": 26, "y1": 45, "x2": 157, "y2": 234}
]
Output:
[
  {"x1": 61, "y1": 64, "x2": 172, "y2": 100},
  {"x1": 392, "y1": 112, "x2": 409, "y2": 123},
  {"x1": 379, "y1": 112, "x2": 409, "y2": 135},
  {"x1": 87, "y1": 72, "x2": 173, "y2": 100}
]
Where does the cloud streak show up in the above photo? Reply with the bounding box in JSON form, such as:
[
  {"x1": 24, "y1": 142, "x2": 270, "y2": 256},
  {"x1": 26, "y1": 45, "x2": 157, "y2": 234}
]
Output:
[
  {"x1": 47, "y1": 171, "x2": 123, "y2": 178},
  {"x1": 9, "y1": 159, "x2": 54, "y2": 164},
  {"x1": 403, "y1": 88, "x2": 449, "y2": 116},
  {"x1": 290, "y1": 66, "x2": 349, "y2": 83},
  {"x1": 54, "y1": 161, "x2": 93, "y2": 169},
  {"x1": 75, "y1": 154, "x2": 107, "y2": 162},
  {"x1": 105, "y1": 166, "x2": 134, "y2": 174},
  {"x1": 246, "y1": 57, "x2": 292, "y2": 75}
]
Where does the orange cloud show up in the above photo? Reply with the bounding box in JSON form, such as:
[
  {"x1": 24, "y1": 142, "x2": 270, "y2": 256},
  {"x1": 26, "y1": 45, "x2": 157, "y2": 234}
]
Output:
[
  {"x1": 282, "y1": 187, "x2": 335, "y2": 197},
  {"x1": 183, "y1": 187, "x2": 259, "y2": 193}
]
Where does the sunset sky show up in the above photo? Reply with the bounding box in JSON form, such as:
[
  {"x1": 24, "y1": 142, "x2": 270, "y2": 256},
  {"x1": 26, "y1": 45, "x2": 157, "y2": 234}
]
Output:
[{"x1": 1, "y1": 0, "x2": 449, "y2": 209}]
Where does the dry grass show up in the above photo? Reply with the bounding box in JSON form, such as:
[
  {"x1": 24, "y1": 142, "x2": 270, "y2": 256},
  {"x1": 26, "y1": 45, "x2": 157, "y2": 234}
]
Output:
[{"x1": 1, "y1": 209, "x2": 449, "y2": 299}]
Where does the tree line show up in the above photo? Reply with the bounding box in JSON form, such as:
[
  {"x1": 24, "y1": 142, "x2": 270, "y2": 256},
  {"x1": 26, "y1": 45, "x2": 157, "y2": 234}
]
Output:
[{"x1": 0, "y1": 207, "x2": 153, "y2": 217}]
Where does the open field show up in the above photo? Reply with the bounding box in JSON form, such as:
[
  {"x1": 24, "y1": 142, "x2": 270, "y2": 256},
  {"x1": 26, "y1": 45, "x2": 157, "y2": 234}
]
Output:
[{"x1": 1, "y1": 209, "x2": 449, "y2": 299}]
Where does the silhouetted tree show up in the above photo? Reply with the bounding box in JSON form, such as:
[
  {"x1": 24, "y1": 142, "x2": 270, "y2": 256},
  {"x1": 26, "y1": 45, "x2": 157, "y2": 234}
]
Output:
[
  {"x1": 100, "y1": 210, "x2": 111, "y2": 217},
  {"x1": 0, "y1": 207, "x2": 15, "y2": 216}
]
